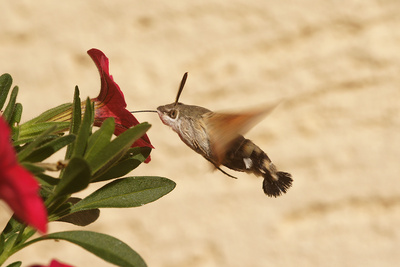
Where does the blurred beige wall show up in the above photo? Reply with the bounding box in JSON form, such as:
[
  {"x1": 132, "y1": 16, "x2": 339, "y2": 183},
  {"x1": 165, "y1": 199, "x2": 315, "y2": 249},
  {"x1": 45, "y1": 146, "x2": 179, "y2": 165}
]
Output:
[{"x1": 1, "y1": 1, "x2": 399, "y2": 266}]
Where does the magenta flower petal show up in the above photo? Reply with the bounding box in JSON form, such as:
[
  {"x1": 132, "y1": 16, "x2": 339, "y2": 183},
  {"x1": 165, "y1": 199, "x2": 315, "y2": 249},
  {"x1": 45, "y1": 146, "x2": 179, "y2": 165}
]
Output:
[
  {"x1": 0, "y1": 117, "x2": 48, "y2": 233},
  {"x1": 87, "y1": 49, "x2": 153, "y2": 154},
  {"x1": 30, "y1": 259, "x2": 74, "y2": 267}
]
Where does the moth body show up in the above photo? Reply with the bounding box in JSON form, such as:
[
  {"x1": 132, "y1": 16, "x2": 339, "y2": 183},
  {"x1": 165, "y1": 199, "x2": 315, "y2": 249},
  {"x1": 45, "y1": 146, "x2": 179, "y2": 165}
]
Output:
[{"x1": 157, "y1": 102, "x2": 293, "y2": 197}]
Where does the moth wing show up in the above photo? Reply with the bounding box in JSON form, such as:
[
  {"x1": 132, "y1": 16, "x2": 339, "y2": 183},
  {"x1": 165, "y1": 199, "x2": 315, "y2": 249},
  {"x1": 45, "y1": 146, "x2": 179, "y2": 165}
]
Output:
[{"x1": 203, "y1": 103, "x2": 279, "y2": 166}]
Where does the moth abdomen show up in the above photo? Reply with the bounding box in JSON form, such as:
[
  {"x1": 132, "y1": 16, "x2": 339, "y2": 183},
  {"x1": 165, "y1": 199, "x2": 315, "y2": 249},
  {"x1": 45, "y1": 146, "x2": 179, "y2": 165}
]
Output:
[
  {"x1": 262, "y1": 170, "x2": 292, "y2": 197},
  {"x1": 223, "y1": 136, "x2": 293, "y2": 197}
]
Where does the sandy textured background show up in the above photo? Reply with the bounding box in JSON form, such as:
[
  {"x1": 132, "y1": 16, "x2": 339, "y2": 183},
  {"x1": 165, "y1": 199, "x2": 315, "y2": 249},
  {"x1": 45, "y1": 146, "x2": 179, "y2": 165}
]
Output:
[{"x1": 1, "y1": 1, "x2": 400, "y2": 266}]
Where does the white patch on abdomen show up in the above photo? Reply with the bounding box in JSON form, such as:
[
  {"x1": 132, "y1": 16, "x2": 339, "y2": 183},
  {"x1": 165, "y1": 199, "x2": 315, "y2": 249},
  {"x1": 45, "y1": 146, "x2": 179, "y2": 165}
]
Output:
[{"x1": 243, "y1": 158, "x2": 253, "y2": 169}]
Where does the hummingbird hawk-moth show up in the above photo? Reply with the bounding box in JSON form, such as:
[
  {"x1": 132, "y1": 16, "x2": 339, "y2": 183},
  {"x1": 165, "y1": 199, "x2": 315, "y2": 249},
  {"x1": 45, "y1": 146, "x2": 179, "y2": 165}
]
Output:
[{"x1": 156, "y1": 73, "x2": 293, "y2": 197}]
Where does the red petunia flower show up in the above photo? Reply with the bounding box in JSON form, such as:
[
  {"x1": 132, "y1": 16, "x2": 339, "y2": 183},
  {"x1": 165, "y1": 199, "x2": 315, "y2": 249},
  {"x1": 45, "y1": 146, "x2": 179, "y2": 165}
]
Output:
[
  {"x1": 87, "y1": 49, "x2": 153, "y2": 152},
  {"x1": 0, "y1": 117, "x2": 47, "y2": 233},
  {"x1": 23, "y1": 48, "x2": 153, "y2": 162},
  {"x1": 30, "y1": 259, "x2": 74, "y2": 267}
]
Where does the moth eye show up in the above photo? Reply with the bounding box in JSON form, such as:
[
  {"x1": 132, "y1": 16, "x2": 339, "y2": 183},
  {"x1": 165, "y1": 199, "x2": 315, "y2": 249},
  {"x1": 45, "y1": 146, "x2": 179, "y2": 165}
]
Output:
[{"x1": 169, "y1": 109, "x2": 178, "y2": 119}]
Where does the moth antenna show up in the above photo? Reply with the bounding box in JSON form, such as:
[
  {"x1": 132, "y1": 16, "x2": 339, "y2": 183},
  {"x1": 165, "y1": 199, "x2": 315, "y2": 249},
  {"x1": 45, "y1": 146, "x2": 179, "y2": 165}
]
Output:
[
  {"x1": 130, "y1": 110, "x2": 158, "y2": 113},
  {"x1": 174, "y1": 72, "x2": 188, "y2": 106}
]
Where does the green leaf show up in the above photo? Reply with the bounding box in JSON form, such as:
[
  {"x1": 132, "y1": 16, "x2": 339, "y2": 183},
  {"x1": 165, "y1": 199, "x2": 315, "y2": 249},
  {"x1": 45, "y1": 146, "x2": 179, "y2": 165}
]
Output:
[
  {"x1": 89, "y1": 123, "x2": 151, "y2": 175},
  {"x1": 10, "y1": 103, "x2": 23, "y2": 140},
  {"x1": 11, "y1": 126, "x2": 20, "y2": 143},
  {"x1": 36, "y1": 173, "x2": 59, "y2": 187},
  {"x1": 84, "y1": 117, "x2": 115, "y2": 163},
  {"x1": 17, "y1": 125, "x2": 57, "y2": 162},
  {"x1": 125, "y1": 146, "x2": 152, "y2": 163},
  {"x1": 53, "y1": 157, "x2": 91, "y2": 199},
  {"x1": 17, "y1": 121, "x2": 70, "y2": 144},
  {"x1": 65, "y1": 86, "x2": 82, "y2": 160},
  {"x1": 71, "y1": 98, "x2": 93, "y2": 158},
  {"x1": 54, "y1": 198, "x2": 100, "y2": 226},
  {"x1": 23, "y1": 134, "x2": 76, "y2": 162},
  {"x1": 14, "y1": 135, "x2": 60, "y2": 148},
  {"x1": 57, "y1": 209, "x2": 100, "y2": 226},
  {"x1": 71, "y1": 176, "x2": 175, "y2": 212},
  {"x1": 2, "y1": 86, "x2": 18, "y2": 123},
  {"x1": 92, "y1": 147, "x2": 152, "y2": 182},
  {"x1": 6, "y1": 261, "x2": 22, "y2": 267},
  {"x1": 0, "y1": 233, "x2": 4, "y2": 254},
  {"x1": 92, "y1": 157, "x2": 141, "y2": 183},
  {"x1": 70, "y1": 86, "x2": 82, "y2": 135},
  {"x1": 0, "y1": 73, "x2": 12, "y2": 110},
  {"x1": 22, "y1": 102, "x2": 72, "y2": 126},
  {"x1": 20, "y1": 162, "x2": 45, "y2": 175},
  {"x1": 39, "y1": 231, "x2": 146, "y2": 267},
  {"x1": 10, "y1": 103, "x2": 22, "y2": 125}
]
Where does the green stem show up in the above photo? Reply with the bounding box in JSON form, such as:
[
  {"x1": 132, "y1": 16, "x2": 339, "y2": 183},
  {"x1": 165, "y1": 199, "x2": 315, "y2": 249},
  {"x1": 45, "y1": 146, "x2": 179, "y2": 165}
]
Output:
[
  {"x1": 0, "y1": 227, "x2": 39, "y2": 265},
  {"x1": 0, "y1": 234, "x2": 17, "y2": 265},
  {"x1": 45, "y1": 194, "x2": 69, "y2": 215},
  {"x1": 0, "y1": 225, "x2": 25, "y2": 265},
  {"x1": 0, "y1": 246, "x2": 12, "y2": 265},
  {"x1": 13, "y1": 225, "x2": 27, "y2": 245},
  {"x1": 10, "y1": 234, "x2": 46, "y2": 254}
]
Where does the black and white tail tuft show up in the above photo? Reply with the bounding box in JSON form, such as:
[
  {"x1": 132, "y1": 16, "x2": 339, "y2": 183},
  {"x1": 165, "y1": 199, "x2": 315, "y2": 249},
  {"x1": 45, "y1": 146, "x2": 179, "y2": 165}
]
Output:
[{"x1": 262, "y1": 171, "x2": 293, "y2": 197}]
